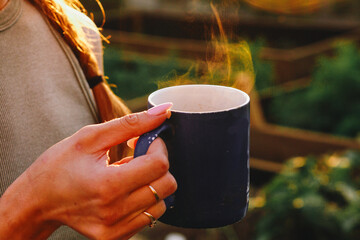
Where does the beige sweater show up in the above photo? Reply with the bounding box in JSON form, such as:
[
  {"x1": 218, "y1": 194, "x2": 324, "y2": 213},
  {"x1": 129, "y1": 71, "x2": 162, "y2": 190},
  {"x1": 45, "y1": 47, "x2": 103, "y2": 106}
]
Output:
[{"x1": 0, "y1": 0, "x2": 103, "y2": 238}]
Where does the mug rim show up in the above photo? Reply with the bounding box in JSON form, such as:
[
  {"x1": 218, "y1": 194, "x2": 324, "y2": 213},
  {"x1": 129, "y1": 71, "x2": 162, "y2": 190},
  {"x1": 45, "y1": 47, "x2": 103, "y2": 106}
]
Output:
[{"x1": 148, "y1": 84, "x2": 250, "y2": 114}]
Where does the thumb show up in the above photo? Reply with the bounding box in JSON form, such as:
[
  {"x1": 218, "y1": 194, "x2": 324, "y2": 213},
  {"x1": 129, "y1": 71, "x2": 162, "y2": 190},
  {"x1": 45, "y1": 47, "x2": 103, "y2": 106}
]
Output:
[{"x1": 75, "y1": 103, "x2": 172, "y2": 153}]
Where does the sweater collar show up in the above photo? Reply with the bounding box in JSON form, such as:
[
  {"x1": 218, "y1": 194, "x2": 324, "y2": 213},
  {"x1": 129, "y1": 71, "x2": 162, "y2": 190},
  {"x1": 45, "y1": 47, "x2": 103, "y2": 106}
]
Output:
[{"x1": 0, "y1": 0, "x2": 22, "y2": 31}]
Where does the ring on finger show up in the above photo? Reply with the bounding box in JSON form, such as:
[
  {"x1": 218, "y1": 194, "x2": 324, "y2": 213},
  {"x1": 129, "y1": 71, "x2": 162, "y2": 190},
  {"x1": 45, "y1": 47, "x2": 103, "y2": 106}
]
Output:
[
  {"x1": 143, "y1": 211, "x2": 157, "y2": 228},
  {"x1": 148, "y1": 185, "x2": 160, "y2": 202}
]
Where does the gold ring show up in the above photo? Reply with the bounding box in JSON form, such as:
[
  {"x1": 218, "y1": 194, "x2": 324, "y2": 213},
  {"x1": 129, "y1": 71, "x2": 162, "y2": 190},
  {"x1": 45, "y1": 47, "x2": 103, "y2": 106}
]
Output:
[
  {"x1": 148, "y1": 185, "x2": 160, "y2": 202},
  {"x1": 143, "y1": 211, "x2": 157, "y2": 228}
]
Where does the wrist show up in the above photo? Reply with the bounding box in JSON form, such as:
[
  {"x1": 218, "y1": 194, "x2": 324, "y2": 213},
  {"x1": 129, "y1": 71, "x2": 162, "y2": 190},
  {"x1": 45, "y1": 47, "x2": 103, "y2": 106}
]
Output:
[{"x1": 0, "y1": 171, "x2": 60, "y2": 239}]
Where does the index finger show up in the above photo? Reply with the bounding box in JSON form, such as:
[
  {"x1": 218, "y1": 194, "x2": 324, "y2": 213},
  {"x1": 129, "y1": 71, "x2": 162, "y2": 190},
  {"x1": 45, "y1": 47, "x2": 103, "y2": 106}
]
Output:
[{"x1": 74, "y1": 103, "x2": 172, "y2": 153}]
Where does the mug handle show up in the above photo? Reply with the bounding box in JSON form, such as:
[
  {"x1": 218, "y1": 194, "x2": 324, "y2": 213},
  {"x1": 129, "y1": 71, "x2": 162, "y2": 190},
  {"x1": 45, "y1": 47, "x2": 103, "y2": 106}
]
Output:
[
  {"x1": 134, "y1": 122, "x2": 175, "y2": 208},
  {"x1": 134, "y1": 122, "x2": 172, "y2": 158}
]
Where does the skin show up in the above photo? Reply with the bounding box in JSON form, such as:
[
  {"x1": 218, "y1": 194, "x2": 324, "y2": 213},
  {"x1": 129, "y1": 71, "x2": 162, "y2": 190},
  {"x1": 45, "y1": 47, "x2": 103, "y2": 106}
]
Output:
[
  {"x1": 0, "y1": 1, "x2": 176, "y2": 239},
  {"x1": 0, "y1": 106, "x2": 177, "y2": 239}
]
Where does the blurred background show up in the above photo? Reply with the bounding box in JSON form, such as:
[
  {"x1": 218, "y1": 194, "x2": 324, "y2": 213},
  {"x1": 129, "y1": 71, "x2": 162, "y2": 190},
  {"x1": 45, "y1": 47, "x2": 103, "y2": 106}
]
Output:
[{"x1": 84, "y1": 0, "x2": 360, "y2": 239}]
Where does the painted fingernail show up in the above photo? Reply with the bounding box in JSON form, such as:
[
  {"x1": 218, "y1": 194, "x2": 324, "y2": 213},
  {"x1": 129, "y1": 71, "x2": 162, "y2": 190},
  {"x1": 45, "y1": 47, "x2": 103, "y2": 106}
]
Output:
[{"x1": 147, "y1": 102, "x2": 173, "y2": 116}]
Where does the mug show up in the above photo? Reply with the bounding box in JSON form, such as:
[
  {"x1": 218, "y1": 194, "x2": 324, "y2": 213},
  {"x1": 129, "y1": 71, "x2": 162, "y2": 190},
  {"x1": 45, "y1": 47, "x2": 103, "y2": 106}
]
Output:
[{"x1": 134, "y1": 84, "x2": 250, "y2": 228}]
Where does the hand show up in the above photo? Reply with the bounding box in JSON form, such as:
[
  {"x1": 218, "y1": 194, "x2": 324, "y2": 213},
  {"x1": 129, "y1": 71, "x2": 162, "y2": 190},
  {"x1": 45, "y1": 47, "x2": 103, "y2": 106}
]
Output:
[{"x1": 0, "y1": 103, "x2": 177, "y2": 240}]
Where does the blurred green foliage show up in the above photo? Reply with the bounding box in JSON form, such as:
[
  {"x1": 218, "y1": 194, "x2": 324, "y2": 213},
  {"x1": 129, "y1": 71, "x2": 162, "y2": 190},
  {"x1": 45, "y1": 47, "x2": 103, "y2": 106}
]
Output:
[
  {"x1": 250, "y1": 39, "x2": 274, "y2": 91},
  {"x1": 269, "y1": 42, "x2": 360, "y2": 138},
  {"x1": 253, "y1": 150, "x2": 360, "y2": 240},
  {"x1": 103, "y1": 40, "x2": 273, "y2": 99},
  {"x1": 103, "y1": 47, "x2": 189, "y2": 100}
]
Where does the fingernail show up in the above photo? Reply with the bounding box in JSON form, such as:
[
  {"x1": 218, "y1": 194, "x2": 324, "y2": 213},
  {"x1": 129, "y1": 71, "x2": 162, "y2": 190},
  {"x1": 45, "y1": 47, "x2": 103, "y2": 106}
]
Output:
[{"x1": 147, "y1": 102, "x2": 173, "y2": 116}]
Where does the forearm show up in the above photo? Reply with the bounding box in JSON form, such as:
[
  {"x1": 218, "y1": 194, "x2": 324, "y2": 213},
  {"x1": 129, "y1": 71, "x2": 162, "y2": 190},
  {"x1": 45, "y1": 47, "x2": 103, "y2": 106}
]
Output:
[{"x1": 0, "y1": 172, "x2": 60, "y2": 239}]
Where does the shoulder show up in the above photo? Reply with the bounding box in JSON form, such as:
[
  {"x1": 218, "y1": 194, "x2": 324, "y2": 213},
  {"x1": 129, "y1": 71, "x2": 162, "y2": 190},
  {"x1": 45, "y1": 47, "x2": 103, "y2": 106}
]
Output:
[
  {"x1": 62, "y1": 3, "x2": 104, "y2": 71},
  {"x1": 63, "y1": 4, "x2": 100, "y2": 39}
]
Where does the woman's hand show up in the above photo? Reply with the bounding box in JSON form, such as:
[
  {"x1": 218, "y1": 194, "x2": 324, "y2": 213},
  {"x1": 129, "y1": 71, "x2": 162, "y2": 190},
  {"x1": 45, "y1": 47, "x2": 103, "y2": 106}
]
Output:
[{"x1": 0, "y1": 103, "x2": 177, "y2": 240}]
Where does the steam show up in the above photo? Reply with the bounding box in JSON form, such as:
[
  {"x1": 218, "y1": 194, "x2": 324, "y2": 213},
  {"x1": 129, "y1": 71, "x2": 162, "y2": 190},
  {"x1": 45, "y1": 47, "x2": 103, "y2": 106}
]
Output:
[{"x1": 158, "y1": 1, "x2": 255, "y2": 95}]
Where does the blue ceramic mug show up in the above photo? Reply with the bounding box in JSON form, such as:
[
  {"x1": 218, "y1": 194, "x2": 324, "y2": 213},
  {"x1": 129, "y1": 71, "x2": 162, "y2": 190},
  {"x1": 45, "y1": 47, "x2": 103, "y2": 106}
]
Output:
[{"x1": 134, "y1": 84, "x2": 250, "y2": 228}]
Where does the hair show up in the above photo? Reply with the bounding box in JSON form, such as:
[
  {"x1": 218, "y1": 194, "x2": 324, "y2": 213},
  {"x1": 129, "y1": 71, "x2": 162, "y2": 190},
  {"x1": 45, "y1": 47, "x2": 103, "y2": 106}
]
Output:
[{"x1": 30, "y1": 0, "x2": 131, "y2": 159}]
